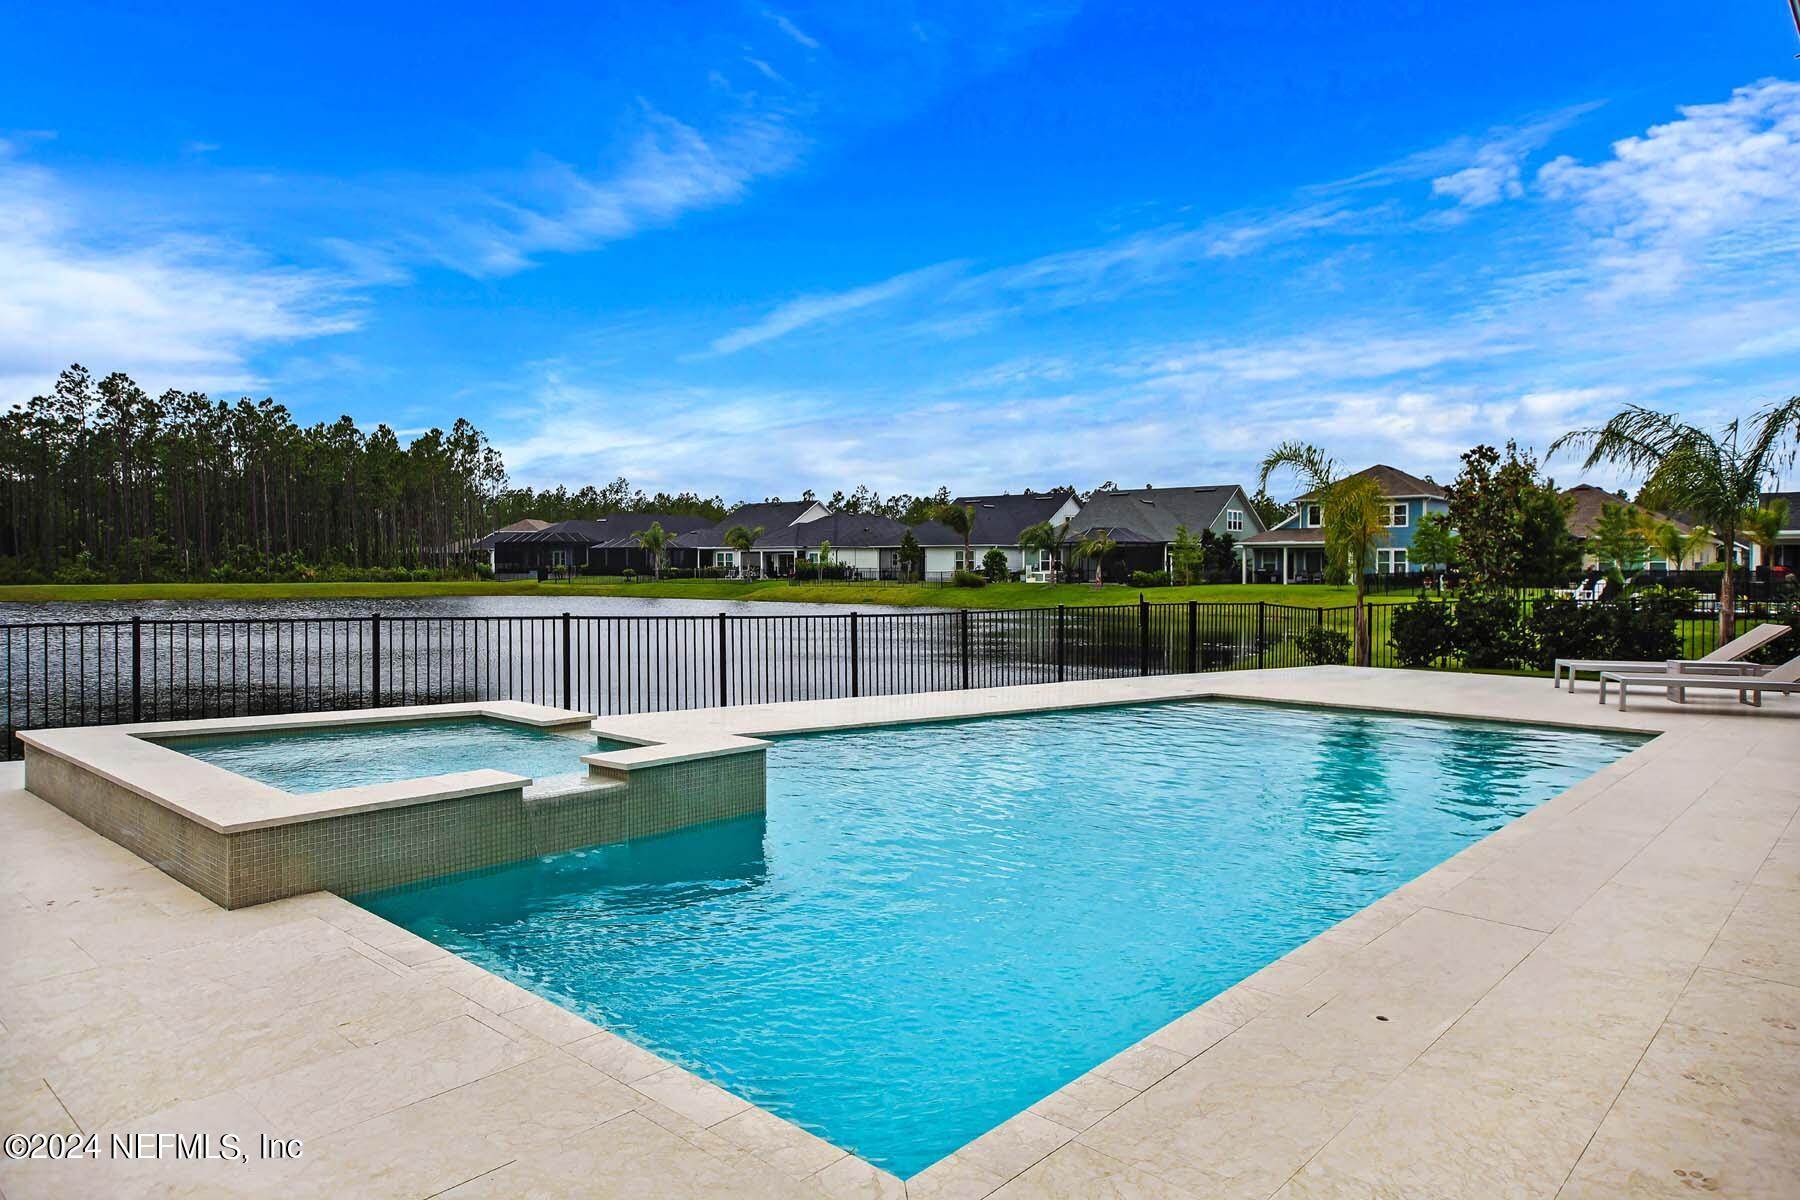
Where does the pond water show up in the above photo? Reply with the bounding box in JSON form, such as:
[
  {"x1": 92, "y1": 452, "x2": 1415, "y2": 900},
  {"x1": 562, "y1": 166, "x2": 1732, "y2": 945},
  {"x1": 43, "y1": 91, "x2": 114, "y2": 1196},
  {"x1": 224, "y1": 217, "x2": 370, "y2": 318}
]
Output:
[{"x1": 0, "y1": 594, "x2": 909, "y2": 625}]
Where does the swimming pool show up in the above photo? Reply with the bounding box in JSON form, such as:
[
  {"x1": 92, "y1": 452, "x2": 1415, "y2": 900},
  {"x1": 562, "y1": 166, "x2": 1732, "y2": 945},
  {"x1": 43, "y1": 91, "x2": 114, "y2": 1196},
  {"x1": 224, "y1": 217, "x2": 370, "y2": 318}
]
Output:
[
  {"x1": 160, "y1": 717, "x2": 598, "y2": 792},
  {"x1": 355, "y1": 700, "x2": 1642, "y2": 1176}
]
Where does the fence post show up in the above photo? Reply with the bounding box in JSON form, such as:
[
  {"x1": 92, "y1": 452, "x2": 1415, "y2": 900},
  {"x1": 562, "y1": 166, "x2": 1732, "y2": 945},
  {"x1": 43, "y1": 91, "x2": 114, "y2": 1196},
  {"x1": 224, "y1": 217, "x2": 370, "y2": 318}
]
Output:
[
  {"x1": 1186, "y1": 600, "x2": 1197, "y2": 674},
  {"x1": 1257, "y1": 601, "x2": 1267, "y2": 670},
  {"x1": 1056, "y1": 605, "x2": 1066, "y2": 682},
  {"x1": 130, "y1": 616, "x2": 143, "y2": 722},
  {"x1": 960, "y1": 608, "x2": 971, "y2": 690},
  {"x1": 1138, "y1": 594, "x2": 1150, "y2": 676},
  {"x1": 849, "y1": 612, "x2": 860, "y2": 698},
  {"x1": 717, "y1": 612, "x2": 729, "y2": 707},
  {"x1": 560, "y1": 612, "x2": 572, "y2": 710},
  {"x1": 370, "y1": 613, "x2": 382, "y2": 708}
]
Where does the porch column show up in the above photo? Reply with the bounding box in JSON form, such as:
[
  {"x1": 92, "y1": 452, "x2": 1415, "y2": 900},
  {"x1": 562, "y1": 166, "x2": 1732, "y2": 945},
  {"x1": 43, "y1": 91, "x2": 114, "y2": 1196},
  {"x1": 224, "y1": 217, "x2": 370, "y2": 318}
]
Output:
[
  {"x1": 1282, "y1": 546, "x2": 1289, "y2": 585},
  {"x1": 1240, "y1": 546, "x2": 1248, "y2": 584}
]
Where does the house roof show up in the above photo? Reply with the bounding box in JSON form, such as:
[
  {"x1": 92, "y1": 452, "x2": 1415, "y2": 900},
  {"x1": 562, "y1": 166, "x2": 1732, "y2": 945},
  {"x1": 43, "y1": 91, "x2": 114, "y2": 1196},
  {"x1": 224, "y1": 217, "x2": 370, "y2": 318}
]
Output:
[
  {"x1": 1762, "y1": 490, "x2": 1800, "y2": 525},
  {"x1": 481, "y1": 514, "x2": 709, "y2": 550},
  {"x1": 907, "y1": 491, "x2": 1078, "y2": 547},
  {"x1": 1559, "y1": 485, "x2": 1704, "y2": 540},
  {"x1": 1070, "y1": 485, "x2": 1251, "y2": 544},
  {"x1": 752, "y1": 512, "x2": 914, "y2": 550},
  {"x1": 679, "y1": 501, "x2": 824, "y2": 547},
  {"x1": 1291, "y1": 464, "x2": 1447, "y2": 503}
]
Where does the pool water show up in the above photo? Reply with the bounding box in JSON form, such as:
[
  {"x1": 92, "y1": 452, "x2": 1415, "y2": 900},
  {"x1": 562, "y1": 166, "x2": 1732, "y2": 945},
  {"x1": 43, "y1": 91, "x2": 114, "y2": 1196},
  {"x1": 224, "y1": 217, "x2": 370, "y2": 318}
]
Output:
[
  {"x1": 354, "y1": 701, "x2": 1641, "y2": 1177},
  {"x1": 161, "y1": 718, "x2": 596, "y2": 792}
]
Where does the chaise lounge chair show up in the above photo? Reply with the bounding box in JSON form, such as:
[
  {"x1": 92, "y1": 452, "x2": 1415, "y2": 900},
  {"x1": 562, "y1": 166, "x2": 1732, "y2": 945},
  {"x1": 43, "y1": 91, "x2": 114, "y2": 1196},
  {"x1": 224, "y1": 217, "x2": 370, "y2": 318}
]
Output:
[
  {"x1": 1599, "y1": 652, "x2": 1800, "y2": 711},
  {"x1": 1553, "y1": 622, "x2": 1789, "y2": 692}
]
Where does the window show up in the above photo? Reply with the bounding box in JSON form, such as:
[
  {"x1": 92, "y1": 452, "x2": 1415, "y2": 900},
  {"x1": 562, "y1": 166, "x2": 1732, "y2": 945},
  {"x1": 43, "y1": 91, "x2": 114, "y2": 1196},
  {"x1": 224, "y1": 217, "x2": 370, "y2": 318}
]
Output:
[
  {"x1": 1380, "y1": 503, "x2": 1409, "y2": 528},
  {"x1": 717, "y1": 550, "x2": 735, "y2": 568},
  {"x1": 1225, "y1": 508, "x2": 1244, "y2": 532},
  {"x1": 1305, "y1": 503, "x2": 1322, "y2": 527},
  {"x1": 1377, "y1": 548, "x2": 1410, "y2": 574},
  {"x1": 955, "y1": 548, "x2": 979, "y2": 571}
]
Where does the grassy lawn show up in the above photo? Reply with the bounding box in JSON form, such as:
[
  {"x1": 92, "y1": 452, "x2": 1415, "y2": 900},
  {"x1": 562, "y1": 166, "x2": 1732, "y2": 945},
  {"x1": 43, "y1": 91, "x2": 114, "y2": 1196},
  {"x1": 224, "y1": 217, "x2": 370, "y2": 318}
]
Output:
[{"x1": 0, "y1": 578, "x2": 1415, "y2": 610}]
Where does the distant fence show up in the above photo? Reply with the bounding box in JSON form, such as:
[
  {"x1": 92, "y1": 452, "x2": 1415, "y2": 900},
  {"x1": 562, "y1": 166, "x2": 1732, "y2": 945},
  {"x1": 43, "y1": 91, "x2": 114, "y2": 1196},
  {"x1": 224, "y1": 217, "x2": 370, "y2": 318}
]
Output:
[
  {"x1": 6, "y1": 596, "x2": 1793, "y2": 760},
  {"x1": 3, "y1": 603, "x2": 1315, "y2": 759}
]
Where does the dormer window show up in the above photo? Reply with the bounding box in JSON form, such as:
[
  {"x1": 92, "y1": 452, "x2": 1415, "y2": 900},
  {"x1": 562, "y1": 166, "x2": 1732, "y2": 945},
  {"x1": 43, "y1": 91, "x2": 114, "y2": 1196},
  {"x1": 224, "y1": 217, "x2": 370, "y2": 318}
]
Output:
[{"x1": 1305, "y1": 503, "x2": 1322, "y2": 527}]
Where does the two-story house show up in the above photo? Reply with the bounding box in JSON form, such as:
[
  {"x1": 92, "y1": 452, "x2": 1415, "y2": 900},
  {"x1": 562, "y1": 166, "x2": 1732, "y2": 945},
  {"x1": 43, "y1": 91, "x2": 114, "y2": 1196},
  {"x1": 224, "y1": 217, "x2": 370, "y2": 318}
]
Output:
[{"x1": 1239, "y1": 465, "x2": 1450, "y2": 583}]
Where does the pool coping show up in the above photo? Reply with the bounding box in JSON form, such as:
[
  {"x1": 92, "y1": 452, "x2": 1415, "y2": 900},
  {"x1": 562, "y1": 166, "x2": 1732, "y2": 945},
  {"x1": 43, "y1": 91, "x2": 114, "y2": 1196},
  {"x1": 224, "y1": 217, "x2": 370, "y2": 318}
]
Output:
[
  {"x1": 3, "y1": 667, "x2": 1795, "y2": 1198},
  {"x1": 17, "y1": 700, "x2": 601, "y2": 833}
]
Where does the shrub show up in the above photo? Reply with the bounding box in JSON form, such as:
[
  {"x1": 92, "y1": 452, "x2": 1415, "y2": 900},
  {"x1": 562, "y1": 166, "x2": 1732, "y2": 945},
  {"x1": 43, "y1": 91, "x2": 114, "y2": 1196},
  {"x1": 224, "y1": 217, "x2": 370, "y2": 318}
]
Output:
[
  {"x1": 1390, "y1": 601, "x2": 1457, "y2": 668},
  {"x1": 1744, "y1": 602, "x2": 1800, "y2": 665},
  {"x1": 1454, "y1": 589, "x2": 1530, "y2": 669},
  {"x1": 981, "y1": 549, "x2": 1009, "y2": 582},
  {"x1": 952, "y1": 569, "x2": 987, "y2": 588},
  {"x1": 1294, "y1": 624, "x2": 1350, "y2": 666},
  {"x1": 1605, "y1": 587, "x2": 1688, "y2": 662},
  {"x1": 1129, "y1": 570, "x2": 1171, "y2": 588},
  {"x1": 1526, "y1": 598, "x2": 1610, "y2": 669},
  {"x1": 622, "y1": 569, "x2": 636, "y2": 582}
]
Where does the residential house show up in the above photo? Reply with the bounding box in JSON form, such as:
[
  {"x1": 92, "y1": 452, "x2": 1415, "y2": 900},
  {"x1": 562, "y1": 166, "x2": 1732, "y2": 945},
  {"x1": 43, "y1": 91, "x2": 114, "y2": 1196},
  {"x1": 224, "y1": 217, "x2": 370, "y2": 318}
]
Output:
[
  {"x1": 680, "y1": 500, "x2": 832, "y2": 577},
  {"x1": 1240, "y1": 465, "x2": 1449, "y2": 583},
  {"x1": 1559, "y1": 484, "x2": 1724, "y2": 573},
  {"x1": 752, "y1": 511, "x2": 917, "y2": 576},
  {"x1": 480, "y1": 514, "x2": 712, "y2": 578},
  {"x1": 908, "y1": 491, "x2": 1083, "y2": 577},
  {"x1": 1065, "y1": 485, "x2": 1266, "y2": 580}
]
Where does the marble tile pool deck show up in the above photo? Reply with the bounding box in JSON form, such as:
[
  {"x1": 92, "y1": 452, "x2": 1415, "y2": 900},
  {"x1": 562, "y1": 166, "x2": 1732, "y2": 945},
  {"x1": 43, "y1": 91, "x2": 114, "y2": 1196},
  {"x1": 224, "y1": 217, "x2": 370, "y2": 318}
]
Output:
[{"x1": 2, "y1": 666, "x2": 1797, "y2": 1199}]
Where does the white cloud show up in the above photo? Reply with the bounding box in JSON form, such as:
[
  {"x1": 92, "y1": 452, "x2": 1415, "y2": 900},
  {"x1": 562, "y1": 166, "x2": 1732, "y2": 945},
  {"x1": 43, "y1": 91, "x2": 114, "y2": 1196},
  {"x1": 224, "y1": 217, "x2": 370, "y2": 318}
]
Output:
[
  {"x1": 709, "y1": 262, "x2": 960, "y2": 354},
  {"x1": 0, "y1": 156, "x2": 360, "y2": 401},
  {"x1": 1431, "y1": 149, "x2": 1524, "y2": 210},
  {"x1": 408, "y1": 109, "x2": 805, "y2": 278},
  {"x1": 764, "y1": 10, "x2": 821, "y2": 50},
  {"x1": 1537, "y1": 79, "x2": 1800, "y2": 297}
]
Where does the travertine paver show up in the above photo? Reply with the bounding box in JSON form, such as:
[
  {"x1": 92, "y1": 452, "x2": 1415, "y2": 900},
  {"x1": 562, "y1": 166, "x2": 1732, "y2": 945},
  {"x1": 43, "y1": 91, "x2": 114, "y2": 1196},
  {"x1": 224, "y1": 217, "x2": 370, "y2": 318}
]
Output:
[{"x1": 1, "y1": 667, "x2": 1796, "y2": 1199}]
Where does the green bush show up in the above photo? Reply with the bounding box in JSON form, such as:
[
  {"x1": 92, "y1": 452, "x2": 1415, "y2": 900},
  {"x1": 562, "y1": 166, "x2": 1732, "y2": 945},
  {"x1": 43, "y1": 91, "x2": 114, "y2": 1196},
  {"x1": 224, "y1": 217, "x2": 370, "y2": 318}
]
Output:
[
  {"x1": 1605, "y1": 588, "x2": 1688, "y2": 662},
  {"x1": 1454, "y1": 590, "x2": 1530, "y2": 669},
  {"x1": 952, "y1": 569, "x2": 987, "y2": 588},
  {"x1": 1744, "y1": 602, "x2": 1800, "y2": 665},
  {"x1": 981, "y1": 549, "x2": 1009, "y2": 582},
  {"x1": 1129, "y1": 570, "x2": 1171, "y2": 588},
  {"x1": 1390, "y1": 601, "x2": 1457, "y2": 668},
  {"x1": 1294, "y1": 624, "x2": 1349, "y2": 665},
  {"x1": 1526, "y1": 598, "x2": 1610, "y2": 669}
]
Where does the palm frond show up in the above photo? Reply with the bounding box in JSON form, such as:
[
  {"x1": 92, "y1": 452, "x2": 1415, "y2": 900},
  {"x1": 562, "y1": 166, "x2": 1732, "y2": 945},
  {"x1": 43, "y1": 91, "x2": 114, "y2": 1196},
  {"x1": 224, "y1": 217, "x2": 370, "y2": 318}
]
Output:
[
  {"x1": 1548, "y1": 406, "x2": 1688, "y2": 474},
  {"x1": 1258, "y1": 441, "x2": 1336, "y2": 497}
]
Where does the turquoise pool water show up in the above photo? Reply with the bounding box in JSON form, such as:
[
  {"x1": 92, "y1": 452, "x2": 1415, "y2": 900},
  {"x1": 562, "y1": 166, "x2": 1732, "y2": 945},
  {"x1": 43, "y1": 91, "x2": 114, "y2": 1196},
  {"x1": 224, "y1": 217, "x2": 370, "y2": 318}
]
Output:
[
  {"x1": 355, "y1": 700, "x2": 1642, "y2": 1177},
  {"x1": 162, "y1": 718, "x2": 595, "y2": 792}
]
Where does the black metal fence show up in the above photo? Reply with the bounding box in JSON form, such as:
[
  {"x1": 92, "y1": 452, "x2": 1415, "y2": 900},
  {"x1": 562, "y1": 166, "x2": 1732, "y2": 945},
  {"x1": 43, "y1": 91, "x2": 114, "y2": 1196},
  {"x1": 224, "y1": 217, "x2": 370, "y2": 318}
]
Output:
[
  {"x1": 8, "y1": 596, "x2": 1791, "y2": 760},
  {"x1": 3, "y1": 602, "x2": 1311, "y2": 759}
]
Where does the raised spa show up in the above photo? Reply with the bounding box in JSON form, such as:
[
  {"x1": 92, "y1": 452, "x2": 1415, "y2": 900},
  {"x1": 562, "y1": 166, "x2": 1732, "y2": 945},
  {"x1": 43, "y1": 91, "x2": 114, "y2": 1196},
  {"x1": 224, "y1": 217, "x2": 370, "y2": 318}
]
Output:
[
  {"x1": 160, "y1": 716, "x2": 603, "y2": 793},
  {"x1": 355, "y1": 700, "x2": 1643, "y2": 1177}
]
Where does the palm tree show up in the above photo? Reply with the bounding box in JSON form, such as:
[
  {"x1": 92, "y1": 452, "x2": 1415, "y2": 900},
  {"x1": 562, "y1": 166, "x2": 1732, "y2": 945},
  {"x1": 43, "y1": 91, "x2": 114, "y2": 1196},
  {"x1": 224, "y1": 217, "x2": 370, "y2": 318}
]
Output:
[
  {"x1": 1019, "y1": 518, "x2": 1074, "y2": 580},
  {"x1": 1258, "y1": 442, "x2": 1390, "y2": 666},
  {"x1": 1074, "y1": 528, "x2": 1118, "y2": 586},
  {"x1": 1551, "y1": 397, "x2": 1800, "y2": 641},
  {"x1": 1743, "y1": 499, "x2": 1790, "y2": 577},
  {"x1": 723, "y1": 524, "x2": 763, "y2": 578},
  {"x1": 933, "y1": 502, "x2": 977, "y2": 576},
  {"x1": 632, "y1": 520, "x2": 673, "y2": 579},
  {"x1": 1635, "y1": 517, "x2": 1695, "y2": 571}
]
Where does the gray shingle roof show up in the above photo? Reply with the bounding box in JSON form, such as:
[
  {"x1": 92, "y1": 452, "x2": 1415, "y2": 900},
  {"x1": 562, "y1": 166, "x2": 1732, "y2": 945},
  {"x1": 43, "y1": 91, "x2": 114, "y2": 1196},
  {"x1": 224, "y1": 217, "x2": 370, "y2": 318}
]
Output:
[
  {"x1": 1071, "y1": 485, "x2": 1250, "y2": 544},
  {"x1": 679, "y1": 501, "x2": 824, "y2": 547},
  {"x1": 909, "y1": 491, "x2": 1078, "y2": 546}
]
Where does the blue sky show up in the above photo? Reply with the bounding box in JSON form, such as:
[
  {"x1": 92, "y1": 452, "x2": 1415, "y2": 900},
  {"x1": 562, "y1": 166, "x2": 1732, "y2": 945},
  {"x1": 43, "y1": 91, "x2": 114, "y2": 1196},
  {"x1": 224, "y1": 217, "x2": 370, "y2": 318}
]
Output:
[{"x1": 3, "y1": 2, "x2": 1798, "y2": 502}]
